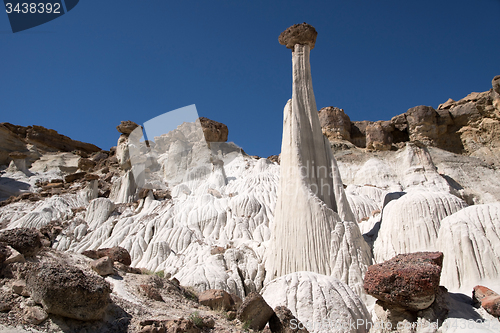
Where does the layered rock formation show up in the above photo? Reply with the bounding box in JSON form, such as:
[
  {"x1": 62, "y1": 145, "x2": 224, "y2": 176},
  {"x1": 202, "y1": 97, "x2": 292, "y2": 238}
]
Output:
[
  {"x1": 0, "y1": 123, "x2": 101, "y2": 166},
  {"x1": 321, "y1": 75, "x2": 500, "y2": 167}
]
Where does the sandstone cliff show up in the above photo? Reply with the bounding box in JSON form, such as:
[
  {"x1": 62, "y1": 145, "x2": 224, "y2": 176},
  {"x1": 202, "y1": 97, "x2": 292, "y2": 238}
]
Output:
[{"x1": 320, "y1": 75, "x2": 500, "y2": 167}]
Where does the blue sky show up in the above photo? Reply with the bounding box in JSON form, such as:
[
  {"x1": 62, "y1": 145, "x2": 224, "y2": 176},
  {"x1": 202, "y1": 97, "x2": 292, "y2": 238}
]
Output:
[{"x1": 1, "y1": 0, "x2": 499, "y2": 157}]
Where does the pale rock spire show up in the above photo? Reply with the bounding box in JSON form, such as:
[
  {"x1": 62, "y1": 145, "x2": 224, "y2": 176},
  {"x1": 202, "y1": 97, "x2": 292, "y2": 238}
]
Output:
[{"x1": 267, "y1": 24, "x2": 370, "y2": 295}]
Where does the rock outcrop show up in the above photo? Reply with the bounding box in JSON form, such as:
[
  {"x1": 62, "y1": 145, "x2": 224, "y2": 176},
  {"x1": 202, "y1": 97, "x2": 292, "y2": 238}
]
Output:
[
  {"x1": 365, "y1": 121, "x2": 393, "y2": 151},
  {"x1": 0, "y1": 123, "x2": 100, "y2": 166},
  {"x1": 318, "y1": 106, "x2": 351, "y2": 141},
  {"x1": 364, "y1": 252, "x2": 443, "y2": 311},
  {"x1": 320, "y1": 75, "x2": 500, "y2": 166},
  {"x1": 198, "y1": 117, "x2": 229, "y2": 143}
]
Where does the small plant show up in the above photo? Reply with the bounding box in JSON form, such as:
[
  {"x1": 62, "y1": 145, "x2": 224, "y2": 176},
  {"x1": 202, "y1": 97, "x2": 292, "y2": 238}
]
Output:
[
  {"x1": 182, "y1": 286, "x2": 199, "y2": 301},
  {"x1": 140, "y1": 269, "x2": 165, "y2": 278},
  {"x1": 188, "y1": 311, "x2": 204, "y2": 328},
  {"x1": 242, "y1": 320, "x2": 252, "y2": 331}
]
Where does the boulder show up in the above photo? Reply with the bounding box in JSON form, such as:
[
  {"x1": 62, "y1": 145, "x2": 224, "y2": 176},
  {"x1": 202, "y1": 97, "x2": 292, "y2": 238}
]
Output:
[
  {"x1": 139, "y1": 284, "x2": 164, "y2": 302},
  {"x1": 0, "y1": 243, "x2": 11, "y2": 264},
  {"x1": 116, "y1": 120, "x2": 140, "y2": 135},
  {"x1": 90, "y1": 256, "x2": 114, "y2": 276},
  {"x1": 81, "y1": 249, "x2": 99, "y2": 260},
  {"x1": 23, "y1": 306, "x2": 48, "y2": 325},
  {"x1": 92, "y1": 151, "x2": 109, "y2": 162},
  {"x1": 278, "y1": 23, "x2": 318, "y2": 50},
  {"x1": 473, "y1": 285, "x2": 500, "y2": 316},
  {"x1": 97, "y1": 246, "x2": 132, "y2": 266},
  {"x1": 153, "y1": 189, "x2": 171, "y2": 201},
  {"x1": 269, "y1": 306, "x2": 309, "y2": 333},
  {"x1": 0, "y1": 302, "x2": 11, "y2": 313},
  {"x1": 472, "y1": 285, "x2": 498, "y2": 307},
  {"x1": 26, "y1": 263, "x2": 112, "y2": 320},
  {"x1": 481, "y1": 295, "x2": 500, "y2": 318},
  {"x1": 198, "y1": 289, "x2": 233, "y2": 311},
  {"x1": 237, "y1": 292, "x2": 274, "y2": 331},
  {"x1": 164, "y1": 318, "x2": 201, "y2": 333},
  {"x1": 4, "y1": 246, "x2": 25, "y2": 264},
  {"x1": 318, "y1": 106, "x2": 351, "y2": 141},
  {"x1": 0, "y1": 228, "x2": 42, "y2": 257},
  {"x1": 12, "y1": 279, "x2": 30, "y2": 297},
  {"x1": 198, "y1": 117, "x2": 228, "y2": 143},
  {"x1": 364, "y1": 252, "x2": 443, "y2": 311},
  {"x1": 78, "y1": 157, "x2": 96, "y2": 171}
]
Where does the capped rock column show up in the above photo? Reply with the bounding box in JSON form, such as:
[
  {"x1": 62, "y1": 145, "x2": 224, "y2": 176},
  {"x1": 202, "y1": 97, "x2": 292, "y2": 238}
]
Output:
[{"x1": 267, "y1": 23, "x2": 356, "y2": 281}]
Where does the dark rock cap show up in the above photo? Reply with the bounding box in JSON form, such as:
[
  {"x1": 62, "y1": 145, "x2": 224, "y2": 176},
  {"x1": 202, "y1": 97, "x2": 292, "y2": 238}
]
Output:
[
  {"x1": 116, "y1": 120, "x2": 140, "y2": 135},
  {"x1": 279, "y1": 23, "x2": 318, "y2": 50}
]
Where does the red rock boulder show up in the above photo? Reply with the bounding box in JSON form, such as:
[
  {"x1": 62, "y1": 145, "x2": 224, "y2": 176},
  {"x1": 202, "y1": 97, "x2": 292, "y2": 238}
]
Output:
[
  {"x1": 198, "y1": 289, "x2": 234, "y2": 311},
  {"x1": 97, "y1": 246, "x2": 132, "y2": 266},
  {"x1": 237, "y1": 292, "x2": 274, "y2": 331},
  {"x1": 473, "y1": 285, "x2": 500, "y2": 317},
  {"x1": 364, "y1": 252, "x2": 443, "y2": 311}
]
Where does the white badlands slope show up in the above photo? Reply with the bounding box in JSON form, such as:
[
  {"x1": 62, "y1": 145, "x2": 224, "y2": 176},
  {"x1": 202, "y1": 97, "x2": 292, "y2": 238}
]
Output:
[{"x1": 1, "y1": 128, "x2": 500, "y2": 332}]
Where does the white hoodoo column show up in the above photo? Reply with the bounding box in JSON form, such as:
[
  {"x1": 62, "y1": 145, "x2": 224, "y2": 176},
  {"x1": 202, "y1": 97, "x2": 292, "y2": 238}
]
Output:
[{"x1": 267, "y1": 23, "x2": 356, "y2": 281}]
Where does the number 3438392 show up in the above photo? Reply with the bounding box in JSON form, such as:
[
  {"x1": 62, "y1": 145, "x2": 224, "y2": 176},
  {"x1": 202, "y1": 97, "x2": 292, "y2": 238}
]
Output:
[{"x1": 5, "y1": 3, "x2": 61, "y2": 14}]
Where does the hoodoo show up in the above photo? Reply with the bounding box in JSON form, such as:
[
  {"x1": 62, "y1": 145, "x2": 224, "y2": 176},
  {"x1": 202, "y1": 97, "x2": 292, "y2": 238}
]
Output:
[{"x1": 267, "y1": 23, "x2": 366, "y2": 283}]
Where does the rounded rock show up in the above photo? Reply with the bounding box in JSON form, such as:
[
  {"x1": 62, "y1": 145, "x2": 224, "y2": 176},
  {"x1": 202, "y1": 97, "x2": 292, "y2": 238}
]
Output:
[
  {"x1": 116, "y1": 120, "x2": 140, "y2": 135},
  {"x1": 279, "y1": 23, "x2": 318, "y2": 50}
]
